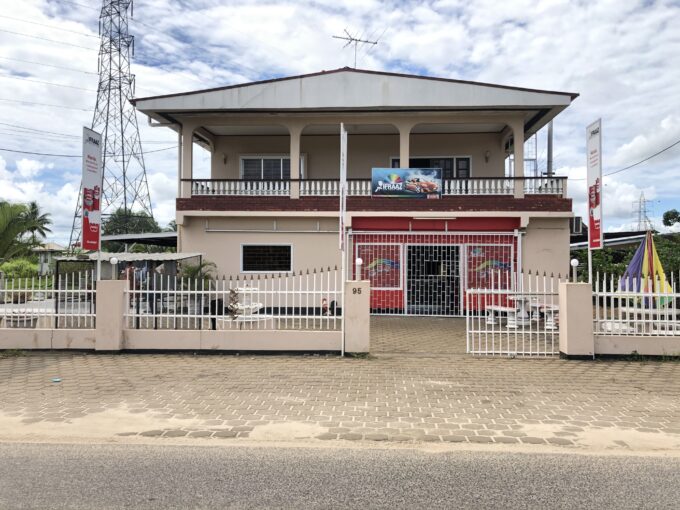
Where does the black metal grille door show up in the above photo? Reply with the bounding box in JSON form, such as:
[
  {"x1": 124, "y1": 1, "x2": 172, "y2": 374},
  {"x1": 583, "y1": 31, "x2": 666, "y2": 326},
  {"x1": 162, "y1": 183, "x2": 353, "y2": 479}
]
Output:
[{"x1": 406, "y1": 245, "x2": 460, "y2": 315}]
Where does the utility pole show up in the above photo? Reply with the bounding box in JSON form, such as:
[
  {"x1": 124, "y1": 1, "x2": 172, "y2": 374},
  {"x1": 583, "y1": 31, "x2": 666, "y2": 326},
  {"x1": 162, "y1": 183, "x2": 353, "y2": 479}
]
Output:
[
  {"x1": 69, "y1": 0, "x2": 153, "y2": 249},
  {"x1": 547, "y1": 120, "x2": 554, "y2": 177},
  {"x1": 332, "y1": 29, "x2": 378, "y2": 68}
]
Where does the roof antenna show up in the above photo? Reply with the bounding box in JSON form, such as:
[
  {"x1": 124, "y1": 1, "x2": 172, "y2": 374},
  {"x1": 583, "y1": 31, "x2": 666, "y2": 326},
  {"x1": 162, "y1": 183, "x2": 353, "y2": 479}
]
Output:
[{"x1": 332, "y1": 29, "x2": 378, "y2": 68}]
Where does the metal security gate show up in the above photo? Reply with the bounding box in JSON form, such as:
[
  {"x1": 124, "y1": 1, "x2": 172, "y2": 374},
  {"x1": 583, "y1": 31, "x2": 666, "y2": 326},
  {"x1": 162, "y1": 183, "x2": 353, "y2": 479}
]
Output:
[
  {"x1": 347, "y1": 230, "x2": 518, "y2": 317},
  {"x1": 466, "y1": 271, "x2": 564, "y2": 356}
]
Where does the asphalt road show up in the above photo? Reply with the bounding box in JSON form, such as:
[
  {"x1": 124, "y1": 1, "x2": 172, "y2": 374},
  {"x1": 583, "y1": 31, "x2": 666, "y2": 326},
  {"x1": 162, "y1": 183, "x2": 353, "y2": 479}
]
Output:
[{"x1": 1, "y1": 443, "x2": 679, "y2": 509}]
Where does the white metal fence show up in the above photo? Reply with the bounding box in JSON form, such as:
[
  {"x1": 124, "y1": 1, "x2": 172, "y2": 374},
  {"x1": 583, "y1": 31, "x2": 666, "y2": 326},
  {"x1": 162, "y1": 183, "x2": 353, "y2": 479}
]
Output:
[
  {"x1": 125, "y1": 267, "x2": 343, "y2": 331},
  {"x1": 0, "y1": 271, "x2": 96, "y2": 329},
  {"x1": 466, "y1": 271, "x2": 565, "y2": 356},
  {"x1": 594, "y1": 273, "x2": 680, "y2": 336}
]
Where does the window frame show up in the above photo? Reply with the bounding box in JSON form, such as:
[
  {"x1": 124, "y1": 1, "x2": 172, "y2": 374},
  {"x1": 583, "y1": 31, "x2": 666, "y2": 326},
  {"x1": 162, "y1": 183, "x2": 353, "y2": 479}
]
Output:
[
  {"x1": 389, "y1": 155, "x2": 473, "y2": 178},
  {"x1": 239, "y1": 154, "x2": 306, "y2": 180},
  {"x1": 240, "y1": 243, "x2": 293, "y2": 274}
]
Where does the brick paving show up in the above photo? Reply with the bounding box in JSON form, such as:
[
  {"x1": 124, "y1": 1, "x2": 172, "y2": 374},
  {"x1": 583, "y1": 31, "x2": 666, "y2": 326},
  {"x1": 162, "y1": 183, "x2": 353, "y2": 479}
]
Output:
[
  {"x1": 371, "y1": 316, "x2": 466, "y2": 354},
  {"x1": 1, "y1": 341, "x2": 680, "y2": 450}
]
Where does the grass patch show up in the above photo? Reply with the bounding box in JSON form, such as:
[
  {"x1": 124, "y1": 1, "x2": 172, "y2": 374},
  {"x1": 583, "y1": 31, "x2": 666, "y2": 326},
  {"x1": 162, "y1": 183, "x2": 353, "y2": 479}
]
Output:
[
  {"x1": 0, "y1": 349, "x2": 26, "y2": 359},
  {"x1": 345, "y1": 352, "x2": 373, "y2": 359}
]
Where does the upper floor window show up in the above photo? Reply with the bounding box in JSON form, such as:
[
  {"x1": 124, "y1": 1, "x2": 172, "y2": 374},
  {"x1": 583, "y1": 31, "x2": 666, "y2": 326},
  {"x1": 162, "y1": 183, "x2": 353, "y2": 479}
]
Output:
[
  {"x1": 390, "y1": 156, "x2": 471, "y2": 179},
  {"x1": 241, "y1": 156, "x2": 291, "y2": 181}
]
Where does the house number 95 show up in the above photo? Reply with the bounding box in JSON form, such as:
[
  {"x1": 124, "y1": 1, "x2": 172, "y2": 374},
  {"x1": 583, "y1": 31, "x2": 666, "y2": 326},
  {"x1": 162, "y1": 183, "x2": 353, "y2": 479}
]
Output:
[{"x1": 352, "y1": 288, "x2": 362, "y2": 294}]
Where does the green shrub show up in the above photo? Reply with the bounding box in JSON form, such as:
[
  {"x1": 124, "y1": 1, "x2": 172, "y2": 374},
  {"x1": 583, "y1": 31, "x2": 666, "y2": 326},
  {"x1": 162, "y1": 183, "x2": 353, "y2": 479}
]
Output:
[{"x1": 0, "y1": 258, "x2": 39, "y2": 279}]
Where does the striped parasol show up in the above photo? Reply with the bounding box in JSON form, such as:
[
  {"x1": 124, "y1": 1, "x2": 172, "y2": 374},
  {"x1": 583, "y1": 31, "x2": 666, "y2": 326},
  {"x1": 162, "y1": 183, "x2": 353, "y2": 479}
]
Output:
[{"x1": 620, "y1": 231, "x2": 672, "y2": 301}]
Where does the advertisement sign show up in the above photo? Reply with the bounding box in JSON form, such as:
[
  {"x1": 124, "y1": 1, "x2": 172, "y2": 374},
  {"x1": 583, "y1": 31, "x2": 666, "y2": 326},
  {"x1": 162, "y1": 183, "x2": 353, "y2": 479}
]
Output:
[
  {"x1": 357, "y1": 244, "x2": 401, "y2": 289},
  {"x1": 586, "y1": 120, "x2": 603, "y2": 250},
  {"x1": 81, "y1": 127, "x2": 103, "y2": 251},
  {"x1": 371, "y1": 168, "x2": 441, "y2": 198}
]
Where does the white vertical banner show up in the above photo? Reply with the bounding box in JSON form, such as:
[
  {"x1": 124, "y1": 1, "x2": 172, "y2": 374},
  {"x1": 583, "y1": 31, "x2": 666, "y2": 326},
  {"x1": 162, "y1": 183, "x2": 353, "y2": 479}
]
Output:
[
  {"x1": 586, "y1": 119, "x2": 603, "y2": 251},
  {"x1": 339, "y1": 122, "x2": 348, "y2": 251},
  {"x1": 81, "y1": 127, "x2": 103, "y2": 252}
]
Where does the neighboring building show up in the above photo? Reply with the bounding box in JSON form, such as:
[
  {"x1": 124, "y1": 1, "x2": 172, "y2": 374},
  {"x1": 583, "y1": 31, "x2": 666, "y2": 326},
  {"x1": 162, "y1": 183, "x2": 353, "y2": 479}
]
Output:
[
  {"x1": 133, "y1": 67, "x2": 577, "y2": 316},
  {"x1": 32, "y1": 242, "x2": 66, "y2": 275}
]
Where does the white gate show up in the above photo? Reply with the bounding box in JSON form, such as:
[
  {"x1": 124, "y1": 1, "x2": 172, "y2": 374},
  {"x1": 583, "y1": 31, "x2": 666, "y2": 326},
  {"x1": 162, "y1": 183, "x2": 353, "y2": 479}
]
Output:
[
  {"x1": 466, "y1": 271, "x2": 564, "y2": 356},
  {"x1": 346, "y1": 230, "x2": 518, "y2": 317}
]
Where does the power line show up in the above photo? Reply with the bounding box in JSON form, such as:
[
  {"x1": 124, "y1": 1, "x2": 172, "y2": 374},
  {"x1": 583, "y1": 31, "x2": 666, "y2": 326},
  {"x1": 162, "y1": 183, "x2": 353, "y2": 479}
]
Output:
[
  {"x1": 0, "y1": 14, "x2": 99, "y2": 38},
  {"x1": 0, "y1": 145, "x2": 177, "y2": 158},
  {"x1": 0, "y1": 121, "x2": 174, "y2": 143},
  {"x1": 569, "y1": 137, "x2": 680, "y2": 180},
  {"x1": 0, "y1": 28, "x2": 98, "y2": 51},
  {"x1": 0, "y1": 98, "x2": 93, "y2": 111},
  {"x1": 0, "y1": 73, "x2": 97, "y2": 92},
  {"x1": 0, "y1": 56, "x2": 98, "y2": 75}
]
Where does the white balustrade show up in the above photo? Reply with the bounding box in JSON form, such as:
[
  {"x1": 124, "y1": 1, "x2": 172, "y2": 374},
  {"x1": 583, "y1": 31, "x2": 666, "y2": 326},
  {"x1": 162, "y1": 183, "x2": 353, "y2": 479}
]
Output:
[{"x1": 190, "y1": 177, "x2": 566, "y2": 198}]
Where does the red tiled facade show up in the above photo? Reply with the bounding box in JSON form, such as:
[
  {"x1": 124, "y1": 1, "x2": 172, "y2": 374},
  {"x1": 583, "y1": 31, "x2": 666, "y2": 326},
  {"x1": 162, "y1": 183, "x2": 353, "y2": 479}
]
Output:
[{"x1": 177, "y1": 195, "x2": 572, "y2": 213}]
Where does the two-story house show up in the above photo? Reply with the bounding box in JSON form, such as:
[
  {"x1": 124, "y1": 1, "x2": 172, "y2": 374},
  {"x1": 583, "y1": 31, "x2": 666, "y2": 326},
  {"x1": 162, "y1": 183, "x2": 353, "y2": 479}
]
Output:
[{"x1": 133, "y1": 67, "x2": 576, "y2": 316}]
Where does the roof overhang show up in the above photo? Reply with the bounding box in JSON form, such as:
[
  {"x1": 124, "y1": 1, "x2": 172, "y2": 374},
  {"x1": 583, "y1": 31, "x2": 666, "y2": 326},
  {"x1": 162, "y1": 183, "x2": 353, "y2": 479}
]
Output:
[{"x1": 133, "y1": 68, "x2": 577, "y2": 139}]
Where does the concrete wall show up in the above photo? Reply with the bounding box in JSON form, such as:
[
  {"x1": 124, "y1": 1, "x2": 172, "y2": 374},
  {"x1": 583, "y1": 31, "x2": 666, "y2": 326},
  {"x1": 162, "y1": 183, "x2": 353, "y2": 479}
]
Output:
[
  {"x1": 522, "y1": 217, "x2": 570, "y2": 277},
  {"x1": 211, "y1": 132, "x2": 505, "y2": 180},
  {"x1": 181, "y1": 216, "x2": 343, "y2": 277}
]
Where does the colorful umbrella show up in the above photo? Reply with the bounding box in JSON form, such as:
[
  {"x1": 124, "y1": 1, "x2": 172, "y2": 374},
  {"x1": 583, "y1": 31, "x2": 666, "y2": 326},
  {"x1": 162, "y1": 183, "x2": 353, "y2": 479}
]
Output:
[{"x1": 620, "y1": 231, "x2": 672, "y2": 302}]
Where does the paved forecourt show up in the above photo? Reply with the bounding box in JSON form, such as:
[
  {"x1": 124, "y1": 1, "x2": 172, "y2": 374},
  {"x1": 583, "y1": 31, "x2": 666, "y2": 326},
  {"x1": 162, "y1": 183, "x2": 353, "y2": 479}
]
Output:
[{"x1": 1, "y1": 349, "x2": 680, "y2": 451}]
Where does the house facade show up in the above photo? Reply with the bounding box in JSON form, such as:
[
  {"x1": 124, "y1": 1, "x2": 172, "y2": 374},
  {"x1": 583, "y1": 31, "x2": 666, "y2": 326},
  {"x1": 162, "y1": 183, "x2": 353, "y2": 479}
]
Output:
[{"x1": 133, "y1": 68, "x2": 576, "y2": 316}]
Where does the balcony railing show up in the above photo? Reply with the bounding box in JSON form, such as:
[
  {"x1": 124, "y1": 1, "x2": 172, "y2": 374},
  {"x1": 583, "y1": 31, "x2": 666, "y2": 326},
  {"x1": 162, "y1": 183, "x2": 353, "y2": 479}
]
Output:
[{"x1": 186, "y1": 177, "x2": 566, "y2": 198}]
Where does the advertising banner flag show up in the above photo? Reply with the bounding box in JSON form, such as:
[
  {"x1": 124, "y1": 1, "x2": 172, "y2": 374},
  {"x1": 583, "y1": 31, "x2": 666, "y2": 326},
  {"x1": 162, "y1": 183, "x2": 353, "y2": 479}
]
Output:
[
  {"x1": 586, "y1": 120, "x2": 603, "y2": 250},
  {"x1": 81, "y1": 127, "x2": 103, "y2": 251},
  {"x1": 339, "y1": 123, "x2": 347, "y2": 251},
  {"x1": 371, "y1": 168, "x2": 441, "y2": 198}
]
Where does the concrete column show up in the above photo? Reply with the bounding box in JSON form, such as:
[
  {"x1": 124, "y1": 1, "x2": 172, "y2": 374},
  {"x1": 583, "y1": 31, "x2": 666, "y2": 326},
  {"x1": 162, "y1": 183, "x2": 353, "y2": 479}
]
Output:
[
  {"x1": 288, "y1": 124, "x2": 303, "y2": 199},
  {"x1": 511, "y1": 119, "x2": 525, "y2": 198},
  {"x1": 95, "y1": 280, "x2": 127, "y2": 351},
  {"x1": 558, "y1": 282, "x2": 594, "y2": 358},
  {"x1": 344, "y1": 280, "x2": 370, "y2": 354},
  {"x1": 180, "y1": 123, "x2": 195, "y2": 198},
  {"x1": 398, "y1": 124, "x2": 412, "y2": 168}
]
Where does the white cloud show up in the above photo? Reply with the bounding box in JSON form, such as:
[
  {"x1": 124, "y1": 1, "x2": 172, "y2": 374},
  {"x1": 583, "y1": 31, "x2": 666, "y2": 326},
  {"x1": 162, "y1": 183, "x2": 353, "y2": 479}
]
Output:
[{"x1": 15, "y1": 158, "x2": 52, "y2": 179}]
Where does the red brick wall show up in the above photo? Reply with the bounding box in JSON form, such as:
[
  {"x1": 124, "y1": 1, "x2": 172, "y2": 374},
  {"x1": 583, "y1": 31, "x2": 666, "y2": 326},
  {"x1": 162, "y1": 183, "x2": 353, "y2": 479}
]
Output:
[{"x1": 177, "y1": 195, "x2": 572, "y2": 213}]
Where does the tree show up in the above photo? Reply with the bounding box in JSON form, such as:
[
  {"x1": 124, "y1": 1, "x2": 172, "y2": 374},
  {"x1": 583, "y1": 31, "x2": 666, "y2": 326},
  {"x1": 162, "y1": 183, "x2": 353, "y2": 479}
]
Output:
[
  {"x1": 0, "y1": 201, "x2": 41, "y2": 262},
  {"x1": 101, "y1": 208, "x2": 161, "y2": 252},
  {"x1": 23, "y1": 201, "x2": 52, "y2": 245},
  {"x1": 663, "y1": 209, "x2": 680, "y2": 228}
]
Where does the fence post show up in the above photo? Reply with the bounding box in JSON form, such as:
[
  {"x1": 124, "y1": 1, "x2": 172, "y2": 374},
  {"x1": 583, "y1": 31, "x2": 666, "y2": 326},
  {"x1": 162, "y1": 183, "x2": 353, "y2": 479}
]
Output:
[
  {"x1": 344, "y1": 280, "x2": 370, "y2": 354},
  {"x1": 95, "y1": 280, "x2": 127, "y2": 351},
  {"x1": 558, "y1": 281, "x2": 594, "y2": 358}
]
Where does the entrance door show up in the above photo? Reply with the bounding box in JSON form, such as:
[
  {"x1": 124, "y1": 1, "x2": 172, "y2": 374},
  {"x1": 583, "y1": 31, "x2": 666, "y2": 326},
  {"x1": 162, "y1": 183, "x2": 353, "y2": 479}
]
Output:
[{"x1": 406, "y1": 245, "x2": 460, "y2": 315}]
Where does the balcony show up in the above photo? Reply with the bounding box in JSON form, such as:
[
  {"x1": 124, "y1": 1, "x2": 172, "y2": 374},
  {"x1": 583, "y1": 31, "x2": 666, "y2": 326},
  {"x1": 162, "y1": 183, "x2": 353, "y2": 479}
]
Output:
[
  {"x1": 185, "y1": 177, "x2": 567, "y2": 198},
  {"x1": 177, "y1": 176, "x2": 570, "y2": 215}
]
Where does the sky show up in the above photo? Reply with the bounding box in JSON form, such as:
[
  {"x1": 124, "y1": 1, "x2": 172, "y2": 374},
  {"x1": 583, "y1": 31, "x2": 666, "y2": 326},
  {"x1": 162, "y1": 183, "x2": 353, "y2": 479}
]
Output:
[{"x1": 0, "y1": 0, "x2": 679, "y2": 245}]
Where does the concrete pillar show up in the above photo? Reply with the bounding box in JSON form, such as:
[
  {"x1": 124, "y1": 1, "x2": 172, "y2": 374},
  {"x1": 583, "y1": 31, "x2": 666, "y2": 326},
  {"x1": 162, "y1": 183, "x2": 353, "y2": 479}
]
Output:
[
  {"x1": 95, "y1": 280, "x2": 127, "y2": 351},
  {"x1": 511, "y1": 119, "x2": 525, "y2": 198},
  {"x1": 344, "y1": 280, "x2": 370, "y2": 354},
  {"x1": 288, "y1": 124, "x2": 303, "y2": 199},
  {"x1": 180, "y1": 123, "x2": 195, "y2": 198},
  {"x1": 398, "y1": 124, "x2": 412, "y2": 168},
  {"x1": 558, "y1": 282, "x2": 594, "y2": 358}
]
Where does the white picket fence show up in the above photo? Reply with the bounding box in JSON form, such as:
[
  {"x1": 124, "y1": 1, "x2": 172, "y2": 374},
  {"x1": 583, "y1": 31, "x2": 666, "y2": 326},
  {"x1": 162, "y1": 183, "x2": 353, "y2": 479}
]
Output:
[
  {"x1": 125, "y1": 267, "x2": 343, "y2": 331},
  {"x1": 0, "y1": 271, "x2": 96, "y2": 329},
  {"x1": 466, "y1": 271, "x2": 565, "y2": 356},
  {"x1": 594, "y1": 273, "x2": 680, "y2": 337}
]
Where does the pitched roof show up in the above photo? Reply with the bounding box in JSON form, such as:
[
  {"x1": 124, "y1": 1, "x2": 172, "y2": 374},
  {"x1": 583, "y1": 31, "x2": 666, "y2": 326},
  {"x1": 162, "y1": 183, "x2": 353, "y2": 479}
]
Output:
[{"x1": 132, "y1": 67, "x2": 579, "y2": 105}]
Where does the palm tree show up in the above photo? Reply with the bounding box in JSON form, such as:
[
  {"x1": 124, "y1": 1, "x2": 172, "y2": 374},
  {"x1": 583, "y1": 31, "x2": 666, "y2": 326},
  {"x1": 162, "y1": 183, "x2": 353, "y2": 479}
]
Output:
[
  {"x1": 23, "y1": 201, "x2": 52, "y2": 245},
  {"x1": 0, "y1": 201, "x2": 33, "y2": 262}
]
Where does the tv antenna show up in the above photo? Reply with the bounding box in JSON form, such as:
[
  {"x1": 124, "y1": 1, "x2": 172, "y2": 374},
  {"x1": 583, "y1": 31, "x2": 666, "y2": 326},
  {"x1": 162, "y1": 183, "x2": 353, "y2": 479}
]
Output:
[{"x1": 332, "y1": 29, "x2": 378, "y2": 68}]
